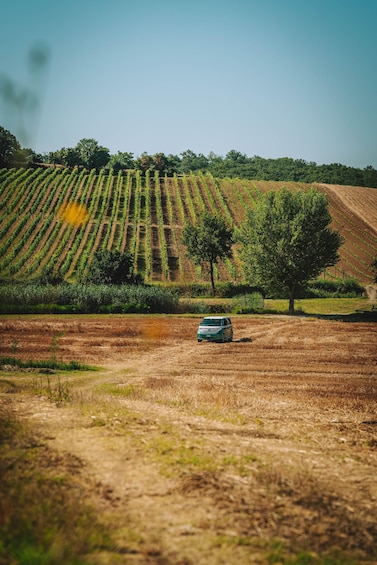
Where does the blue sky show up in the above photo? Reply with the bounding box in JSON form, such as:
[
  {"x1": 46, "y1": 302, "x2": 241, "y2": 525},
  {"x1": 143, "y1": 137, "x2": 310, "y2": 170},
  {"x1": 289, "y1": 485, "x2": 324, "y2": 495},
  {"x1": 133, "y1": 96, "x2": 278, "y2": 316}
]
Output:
[{"x1": 1, "y1": 0, "x2": 376, "y2": 167}]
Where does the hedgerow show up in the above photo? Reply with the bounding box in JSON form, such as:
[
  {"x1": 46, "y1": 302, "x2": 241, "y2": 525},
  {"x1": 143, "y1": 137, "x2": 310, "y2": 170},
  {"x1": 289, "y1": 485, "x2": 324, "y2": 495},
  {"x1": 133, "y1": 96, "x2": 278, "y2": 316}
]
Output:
[
  {"x1": 0, "y1": 283, "x2": 179, "y2": 314},
  {"x1": 306, "y1": 278, "x2": 365, "y2": 298}
]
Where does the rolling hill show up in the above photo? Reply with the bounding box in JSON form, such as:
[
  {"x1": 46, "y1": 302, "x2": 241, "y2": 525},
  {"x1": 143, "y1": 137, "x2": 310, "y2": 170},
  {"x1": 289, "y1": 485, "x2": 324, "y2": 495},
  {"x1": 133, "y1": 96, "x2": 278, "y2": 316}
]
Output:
[{"x1": 0, "y1": 167, "x2": 376, "y2": 285}]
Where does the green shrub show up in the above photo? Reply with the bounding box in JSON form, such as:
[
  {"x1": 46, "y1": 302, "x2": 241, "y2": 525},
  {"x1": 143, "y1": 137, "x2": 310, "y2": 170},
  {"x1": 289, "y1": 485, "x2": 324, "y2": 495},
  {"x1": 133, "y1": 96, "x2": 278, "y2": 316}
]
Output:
[
  {"x1": 232, "y1": 292, "x2": 264, "y2": 313},
  {"x1": 163, "y1": 282, "x2": 264, "y2": 298},
  {"x1": 306, "y1": 278, "x2": 364, "y2": 298},
  {"x1": 38, "y1": 264, "x2": 65, "y2": 286},
  {"x1": 261, "y1": 278, "x2": 365, "y2": 299},
  {"x1": 83, "y1": 249, "x2": 136, "y2": 285},
  {"x1": 177, "y1": 299, "x2": 231, "y2": 314}
]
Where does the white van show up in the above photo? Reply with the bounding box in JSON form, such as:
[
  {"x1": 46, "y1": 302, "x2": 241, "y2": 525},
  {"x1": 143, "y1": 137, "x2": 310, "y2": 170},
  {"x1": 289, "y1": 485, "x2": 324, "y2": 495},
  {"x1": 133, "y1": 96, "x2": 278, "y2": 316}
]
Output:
[{"x1": 197, "y1": 316, "x2": 233, "y2": 343}]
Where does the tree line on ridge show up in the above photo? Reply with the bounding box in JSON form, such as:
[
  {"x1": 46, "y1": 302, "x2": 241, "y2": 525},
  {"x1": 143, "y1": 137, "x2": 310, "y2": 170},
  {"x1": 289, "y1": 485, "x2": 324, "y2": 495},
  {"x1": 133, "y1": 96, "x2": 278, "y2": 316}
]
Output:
[{"x1": 1, "y1": 126, "x2": 377, "y2": 188}]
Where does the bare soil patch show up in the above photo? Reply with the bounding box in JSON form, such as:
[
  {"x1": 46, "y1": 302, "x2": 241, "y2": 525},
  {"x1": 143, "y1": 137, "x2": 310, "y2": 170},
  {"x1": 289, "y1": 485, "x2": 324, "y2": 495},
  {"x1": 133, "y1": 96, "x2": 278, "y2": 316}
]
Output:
[
  {"x1": 321, "y1": 183, "x2": 377, "y2": 233},
  {"x1": 1, "y1": 315, "x2": 377, "y2": 564}
]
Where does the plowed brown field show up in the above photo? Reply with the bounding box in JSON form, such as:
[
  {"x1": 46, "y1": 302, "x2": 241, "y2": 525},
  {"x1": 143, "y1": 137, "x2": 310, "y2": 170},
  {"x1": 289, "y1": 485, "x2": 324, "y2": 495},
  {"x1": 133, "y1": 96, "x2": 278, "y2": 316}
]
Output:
[
  {"x1": 318, "y1": 183, "x2": 377, "y2": 282},
  {"x1": 1, "y1": 314, "x2": 377, "y2": 564}
]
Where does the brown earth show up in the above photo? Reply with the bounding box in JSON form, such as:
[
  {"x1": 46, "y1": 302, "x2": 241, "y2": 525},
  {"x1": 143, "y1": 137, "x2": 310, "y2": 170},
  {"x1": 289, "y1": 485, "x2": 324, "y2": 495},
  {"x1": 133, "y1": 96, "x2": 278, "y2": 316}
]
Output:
[
  {"x1": 321, "y1": 184, "x2": 377, "y2": 232},
  {"x1": 317, "y1": 183, "x2": 377, "y2": 282},
  {"x1": 1, "y1": 314, "x2": 377, "y2": 564}
]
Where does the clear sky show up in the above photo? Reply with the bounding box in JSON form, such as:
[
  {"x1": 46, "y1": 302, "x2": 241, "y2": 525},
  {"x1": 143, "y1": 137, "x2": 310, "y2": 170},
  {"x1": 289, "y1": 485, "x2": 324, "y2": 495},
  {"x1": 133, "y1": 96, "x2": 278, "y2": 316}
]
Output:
[{"x1": 1, "y1": 0, "x2": 376, "y2": 168}]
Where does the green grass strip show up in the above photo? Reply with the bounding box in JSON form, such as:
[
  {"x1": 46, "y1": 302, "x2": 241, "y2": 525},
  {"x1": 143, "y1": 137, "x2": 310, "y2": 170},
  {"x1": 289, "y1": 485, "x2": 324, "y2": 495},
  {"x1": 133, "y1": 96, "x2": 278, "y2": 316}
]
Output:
[{"x1": 0, "y1": 356, "x2": 93, "y2": 371}]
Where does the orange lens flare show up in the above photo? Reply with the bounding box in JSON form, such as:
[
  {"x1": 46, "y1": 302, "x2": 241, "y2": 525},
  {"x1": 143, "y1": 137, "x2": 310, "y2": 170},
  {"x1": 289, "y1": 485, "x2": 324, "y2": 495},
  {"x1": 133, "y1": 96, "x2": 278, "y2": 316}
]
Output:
[{"x1": 58, "y1": 202, "x2": 89, "y2": 226}]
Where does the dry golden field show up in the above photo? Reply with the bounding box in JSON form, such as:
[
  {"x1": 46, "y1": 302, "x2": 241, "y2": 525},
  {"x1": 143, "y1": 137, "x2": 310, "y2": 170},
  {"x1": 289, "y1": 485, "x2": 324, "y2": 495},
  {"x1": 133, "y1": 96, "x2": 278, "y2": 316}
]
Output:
[{"x1": 1, "y1": 314, "x2": 377, "y2": 564}]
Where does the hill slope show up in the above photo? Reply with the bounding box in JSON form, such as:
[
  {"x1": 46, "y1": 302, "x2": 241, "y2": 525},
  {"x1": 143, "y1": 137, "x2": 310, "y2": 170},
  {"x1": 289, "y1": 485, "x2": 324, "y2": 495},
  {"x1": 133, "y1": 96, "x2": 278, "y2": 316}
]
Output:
[{"x1": 0, "y1": 168, "x2": 376, "y2": 284}]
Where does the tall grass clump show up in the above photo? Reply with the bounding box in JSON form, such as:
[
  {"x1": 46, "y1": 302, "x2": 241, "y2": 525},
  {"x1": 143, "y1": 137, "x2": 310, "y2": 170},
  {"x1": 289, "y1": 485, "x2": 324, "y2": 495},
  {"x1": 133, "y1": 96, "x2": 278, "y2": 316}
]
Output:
[
  {"x1": 0, "y1": 356, "x2": 90, "y2": 371},
  {"x1": 0, "y1": 283, "x2": 179, "y2": 314}
]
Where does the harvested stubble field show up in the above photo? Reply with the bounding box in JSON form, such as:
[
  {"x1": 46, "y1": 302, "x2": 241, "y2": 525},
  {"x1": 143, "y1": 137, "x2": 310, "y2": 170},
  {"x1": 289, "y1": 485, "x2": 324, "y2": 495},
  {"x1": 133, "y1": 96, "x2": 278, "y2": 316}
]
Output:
[{"x1": 1, "y1": 314, "x2": 377, "y2": 564}]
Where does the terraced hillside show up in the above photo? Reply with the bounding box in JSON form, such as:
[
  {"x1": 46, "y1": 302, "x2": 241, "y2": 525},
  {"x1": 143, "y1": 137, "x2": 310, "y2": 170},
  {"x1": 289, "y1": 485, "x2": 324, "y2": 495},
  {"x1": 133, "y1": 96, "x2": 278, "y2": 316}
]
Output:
[{"x1": 0, "y1": 167, "x2": 376, "y2": 284}]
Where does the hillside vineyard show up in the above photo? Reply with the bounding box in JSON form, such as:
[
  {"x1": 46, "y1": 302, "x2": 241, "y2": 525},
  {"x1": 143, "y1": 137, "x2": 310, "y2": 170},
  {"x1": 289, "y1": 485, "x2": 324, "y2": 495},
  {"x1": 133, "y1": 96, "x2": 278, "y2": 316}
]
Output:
[{"x1": 0, "y1": 167, "x2": 376, "y2": 284}]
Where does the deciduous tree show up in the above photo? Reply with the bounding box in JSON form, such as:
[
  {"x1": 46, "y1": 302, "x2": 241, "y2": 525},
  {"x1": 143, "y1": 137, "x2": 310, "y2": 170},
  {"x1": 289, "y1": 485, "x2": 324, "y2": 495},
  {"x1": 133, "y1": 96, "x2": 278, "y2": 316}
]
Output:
[
  {"x1": 0, "y1": 126, "x2": 20, "y2": 166},
  {"x1": 182, "y1": 212, "x2": 233, "y2": 294},
  {"x1": 238, "y1": 187, "x2": 343, "y2": 314},
  {"x1": 180, "y1": 150, "x2": 209, "y2": 174},
  {"x1": 85, "y1": 249, "x2": 136, "y2": 285},
  {"x1": 75, "y1": 138, "x2": 110, "y2": 170},
  {"x1": 107, "y1": 151, "x2": 134, "y2": 172}
]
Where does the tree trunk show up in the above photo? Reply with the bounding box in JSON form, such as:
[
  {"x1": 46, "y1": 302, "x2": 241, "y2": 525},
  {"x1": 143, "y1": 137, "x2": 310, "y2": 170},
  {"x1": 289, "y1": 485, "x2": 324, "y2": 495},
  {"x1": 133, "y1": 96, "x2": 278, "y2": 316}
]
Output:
[
  {"x1": 288, "y1": 288, "x2": 295, "y2": 315},
  {"x1": 210, "y1": 262, "x2": 216, "y2": 296}
]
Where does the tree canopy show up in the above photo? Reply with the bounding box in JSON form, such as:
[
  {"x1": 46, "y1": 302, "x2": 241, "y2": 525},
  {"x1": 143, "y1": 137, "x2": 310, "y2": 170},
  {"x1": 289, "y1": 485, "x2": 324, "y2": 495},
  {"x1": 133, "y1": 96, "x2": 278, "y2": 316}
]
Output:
[
  {"x1": 84, "y1": 249, "x2": 136, "y2": 285},
  {"x1": 182, "y1": 212, "x2": 233, "y2": 294},
  {"x1": 108, "y1": 151, "x2": 134, "y2": 172},
  {"x1": 0, "y1": 126, "x2": 21, "y2": 166},
  {"x1": 47, "y1": 138, "x2": 110, "y2": 169},
  {"x1": 238, "y1": 187, "x2": 343, "y2": 314},
  {"x1": 44, "y1": 146, "x2": 377, "y2": 187},
  {"x1": 2, "y1": 124, "x2": 377, "y2": 188}
]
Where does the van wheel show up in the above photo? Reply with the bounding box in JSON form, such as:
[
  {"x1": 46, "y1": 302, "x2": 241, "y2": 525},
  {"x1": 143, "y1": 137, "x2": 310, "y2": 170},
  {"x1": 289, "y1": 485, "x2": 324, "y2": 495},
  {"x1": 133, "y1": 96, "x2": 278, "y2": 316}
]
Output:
[{"x1": 197, "y1": 339, "x2": 202, "y2": 342}]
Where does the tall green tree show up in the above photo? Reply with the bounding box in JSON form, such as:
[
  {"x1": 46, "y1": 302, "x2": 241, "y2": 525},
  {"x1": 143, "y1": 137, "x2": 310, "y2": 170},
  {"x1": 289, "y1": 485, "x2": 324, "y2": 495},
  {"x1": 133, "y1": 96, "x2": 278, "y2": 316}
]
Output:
[
  {"x1": 134, "y1": 152, "x2": 153, "y2": 173},
  {"x1": 107, "y1": 151, "x2": 134, "y2": 172},
  {"x1": 47, "y1": 147, "x2": 80, "y2": 167},
  {"x1": 180, "y1": 150, "x2": 209, "y2": 174},
  {"x1": 0, "y1": 126, "x2": 21, "y2": 166},
  {"x1": 75, "y1": 138, "x2": 110, "y2": 169},
  {"x1": 84, "y1": 249, "x2": 136, "y2": 285},
  {"x1": 238, "y1": 187, "x2": 343, "y2": 314},
  {"x1": 152, "y1": 152, "x2": 168, "y2": 176},
  {"x1": 16, "y1": 147, "x2": 43, "y2": 165},
  {"x1": 182, "y1": 212, "x2": 233, "y2": 294}
]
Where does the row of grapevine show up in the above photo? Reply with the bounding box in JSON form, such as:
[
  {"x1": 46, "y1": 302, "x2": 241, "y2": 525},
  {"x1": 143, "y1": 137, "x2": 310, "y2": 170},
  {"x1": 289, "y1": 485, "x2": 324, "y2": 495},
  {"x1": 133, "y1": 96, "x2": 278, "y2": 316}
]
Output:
[
  {"x1": 58, "y1": 169, "x2": 100, "y2": 279},
  {"x1": 162, "y1": 175, "x2": 183, "y2": 280},
  {"x1": 106, "y1": 171, "x2": 123, "y2": 251},
  {"x1": 73, "y1": 170, "x2": 109, "y2": 279},
  {"x1": 154, "y1": 172, "x2": 169, "y2": 279},
  {"x1": 144, "y1": 170, "x2": 152, "y2": 279},
  {"x1": 0, "y1": 167, "x2": 376, "y2": 284},
  {"x1": 0, "y1": 168, "x2": 71, "y2": 277},
  {"x1": 167, "y1": 174, "x2": 196, "y2": 280},
  {"x1": 118, "y1": 171, "x2": 132, "y2": 253},
  {"x1": 130, "y1": 171, "x2": 143, "y2": 275},
  {"x1": 57, "y1": 169, "x2": 97, "y2": 276},
  {"x1": 19, "y1": 167, "x2": 84, "y2": 278}
]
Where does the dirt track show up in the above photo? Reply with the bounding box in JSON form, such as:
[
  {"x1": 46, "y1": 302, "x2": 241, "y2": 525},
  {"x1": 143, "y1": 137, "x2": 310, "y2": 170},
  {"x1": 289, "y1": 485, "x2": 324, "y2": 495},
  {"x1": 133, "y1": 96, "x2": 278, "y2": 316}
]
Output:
[{"x1": 1, "y1": 314, "x2": 377, "y2": 564}]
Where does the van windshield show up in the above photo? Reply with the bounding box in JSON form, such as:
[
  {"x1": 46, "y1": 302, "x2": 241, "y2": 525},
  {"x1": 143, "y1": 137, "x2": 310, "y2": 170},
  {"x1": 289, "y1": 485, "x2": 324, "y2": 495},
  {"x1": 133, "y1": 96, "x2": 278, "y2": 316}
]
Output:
[{"x1": 200, "y1": 319, "x2": 222, "y2": 326}]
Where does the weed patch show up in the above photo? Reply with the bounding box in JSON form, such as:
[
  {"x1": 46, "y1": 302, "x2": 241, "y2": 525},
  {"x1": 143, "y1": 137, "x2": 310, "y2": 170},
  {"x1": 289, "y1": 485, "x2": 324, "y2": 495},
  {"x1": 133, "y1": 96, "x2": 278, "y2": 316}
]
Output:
[
  {"x1": 31, "y1": 375, "x2": 73, "y2": 406},
  {"x1": 0, "y1": 356, "x2": 92, "y2": 371}
]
